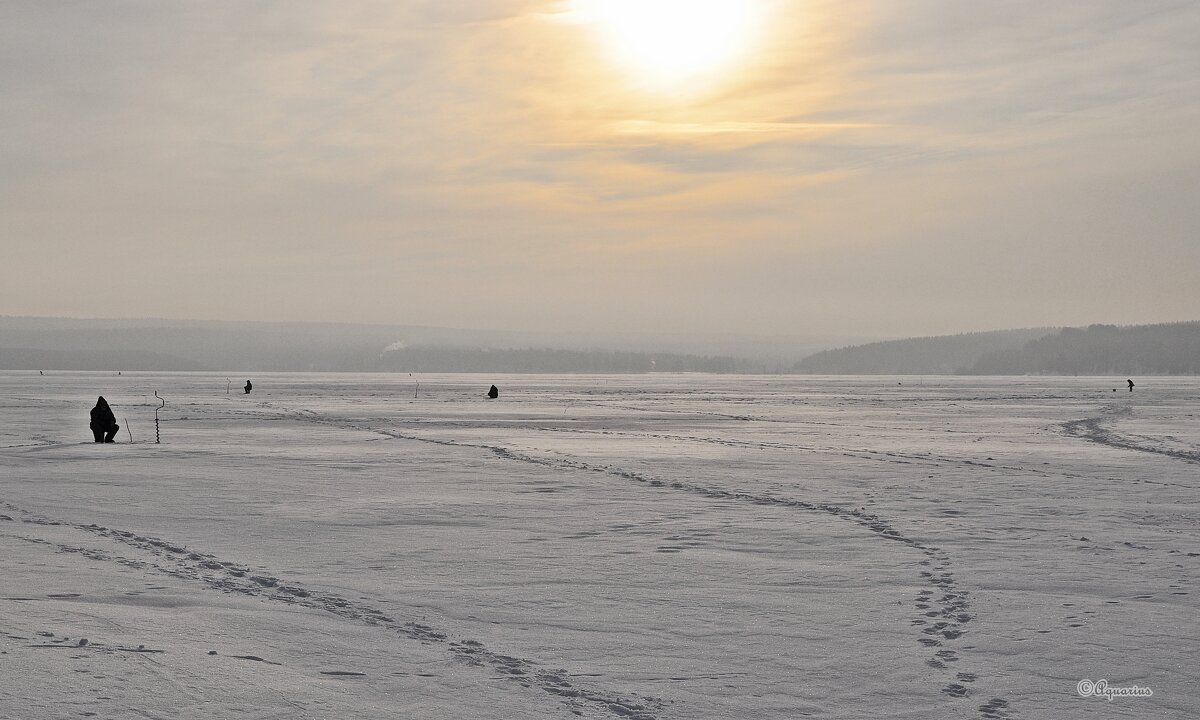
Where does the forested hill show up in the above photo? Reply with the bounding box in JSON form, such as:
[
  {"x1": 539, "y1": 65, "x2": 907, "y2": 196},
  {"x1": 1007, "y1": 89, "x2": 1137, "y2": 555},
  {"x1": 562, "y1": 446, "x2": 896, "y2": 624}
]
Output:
[
  {"x1": 793, "y1": 322, "x2": 1200, "y2": 375},
  {"x1": 793, "y1": 328, "x2": 1054, "y2": 374},
  {"x1": 971, "y1": 322, "x2": 1200, "y2": 374}
]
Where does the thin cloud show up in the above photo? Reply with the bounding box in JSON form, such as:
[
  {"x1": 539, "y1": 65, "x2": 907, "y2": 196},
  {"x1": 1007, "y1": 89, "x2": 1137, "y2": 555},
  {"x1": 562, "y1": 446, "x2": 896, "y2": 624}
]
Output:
[{"x1": 612, "y1": 120, "x2": 887, "y2": 136}]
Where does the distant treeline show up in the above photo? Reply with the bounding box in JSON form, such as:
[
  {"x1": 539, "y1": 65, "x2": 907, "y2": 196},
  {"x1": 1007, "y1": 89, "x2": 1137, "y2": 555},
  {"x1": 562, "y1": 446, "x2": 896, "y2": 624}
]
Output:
[
  {"x1": 0, "y1": 327, "x2": 387, "y2": 371},
  {"x1": 374, "y1": 346, "x2": 748, "y2": 373},
  {"x1": 0, "y1": 322, "x2": 748, "y2": 373},
  {"x1": 0, "y1": 348, "x2": 205, "y2": 372},
  {"x1": 8, "y1": 317, "x2": 1197, "y2": 374},
  {"x1": 793, "y1": 322, "x2": 1200, "y2": 375},
  {"x1": 0, "y1": 343, "x2": 744, "y2": 374}
]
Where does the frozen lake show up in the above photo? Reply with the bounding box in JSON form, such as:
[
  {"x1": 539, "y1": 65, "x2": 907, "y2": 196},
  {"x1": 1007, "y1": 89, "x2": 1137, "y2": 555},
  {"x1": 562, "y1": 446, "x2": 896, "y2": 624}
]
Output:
[{"x1": 1, "y1": 372, "x2": 1196, "y2": 719}]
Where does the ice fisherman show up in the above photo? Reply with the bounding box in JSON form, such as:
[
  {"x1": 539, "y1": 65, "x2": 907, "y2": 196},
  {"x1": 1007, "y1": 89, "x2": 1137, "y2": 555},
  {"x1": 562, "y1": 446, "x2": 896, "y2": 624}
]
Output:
[
  {"x1": 1127, "y1": 379, "x2": 1134, "y2": 392},
  {"x1": 487, "y1": 384, "x2": 499, "y2": 399},
  {"x1": 244, "y1": 380, "x2": 253, "y2": 394},
  {"x1": 90, "y1": 396, "x2": 120, "y2": 443}
]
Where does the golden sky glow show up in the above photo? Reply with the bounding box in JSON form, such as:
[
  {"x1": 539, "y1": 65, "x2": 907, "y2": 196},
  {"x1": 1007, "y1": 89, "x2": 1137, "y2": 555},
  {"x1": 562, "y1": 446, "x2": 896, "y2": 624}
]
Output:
[
  {"x1": 2, "y1": 2, "x2": 1199, "y2": 337},
  {"x1": 568, "y1": 0, "x2": 766, "y2": 91}
]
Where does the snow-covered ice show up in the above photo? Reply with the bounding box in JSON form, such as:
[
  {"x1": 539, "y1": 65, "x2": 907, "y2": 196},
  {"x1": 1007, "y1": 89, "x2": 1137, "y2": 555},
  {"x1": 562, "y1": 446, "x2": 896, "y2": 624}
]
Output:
[{"x1": 1, "y1": 372, "x2": 1196, "y2": 719}]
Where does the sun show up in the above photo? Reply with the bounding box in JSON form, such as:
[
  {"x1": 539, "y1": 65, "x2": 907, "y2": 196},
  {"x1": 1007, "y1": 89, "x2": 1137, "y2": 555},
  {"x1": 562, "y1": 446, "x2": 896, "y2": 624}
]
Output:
[{"x1": 571, "y1": 0, "x2": 764, "y2": 90}]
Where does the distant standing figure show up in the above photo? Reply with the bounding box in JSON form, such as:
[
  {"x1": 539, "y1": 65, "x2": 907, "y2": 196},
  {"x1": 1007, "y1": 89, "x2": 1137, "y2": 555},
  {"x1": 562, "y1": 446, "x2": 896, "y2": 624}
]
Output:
[
  {"x1": 244, "y1": 380, "x2": 253, "y2": 394},
  {"x1": 1127, "y1": 379, "x2": 1134, "y2": 392},
  {"x1": 487, "y1": 384, "x2": 499, "y2": 399},
  {"x1": 90, "y1": 396, "x2": 120, "y2": 443}
]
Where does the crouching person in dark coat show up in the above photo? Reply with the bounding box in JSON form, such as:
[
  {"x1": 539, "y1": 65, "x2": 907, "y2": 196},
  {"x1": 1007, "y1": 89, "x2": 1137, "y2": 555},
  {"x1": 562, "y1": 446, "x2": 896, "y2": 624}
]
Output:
[{"x1": 90, "y1": 396, "x2": 120, "y2": 443}]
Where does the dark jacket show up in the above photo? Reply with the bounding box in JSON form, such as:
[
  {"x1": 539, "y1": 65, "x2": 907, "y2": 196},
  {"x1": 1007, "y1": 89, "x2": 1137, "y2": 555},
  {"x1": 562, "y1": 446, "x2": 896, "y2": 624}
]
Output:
[{"x1": 90, "y1": 397, "x2": 118, "y2": 431}]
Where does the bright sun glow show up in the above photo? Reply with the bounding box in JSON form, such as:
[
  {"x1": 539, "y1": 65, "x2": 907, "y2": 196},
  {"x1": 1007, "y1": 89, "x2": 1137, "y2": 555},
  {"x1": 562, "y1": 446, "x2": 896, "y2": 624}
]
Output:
[{"x1": 572, "y1": 0, "x2": 764, "y2": 89}]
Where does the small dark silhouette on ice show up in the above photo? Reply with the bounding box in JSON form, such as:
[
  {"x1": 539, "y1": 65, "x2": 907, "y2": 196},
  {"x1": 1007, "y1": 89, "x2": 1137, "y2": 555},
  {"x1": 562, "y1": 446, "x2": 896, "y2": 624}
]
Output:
[
  {"x1": 90, "y1": 396, "x2": 120, "y2": 443},
  {"x1": 487, "y1": 384, "x2": 499, "y2": 399},
  {"x1": 1127, "y1": 379, "x2": 1134, "y2": 392},
  {"x1": 244, "y1": 380, "x2": 253, "y2": 394}
]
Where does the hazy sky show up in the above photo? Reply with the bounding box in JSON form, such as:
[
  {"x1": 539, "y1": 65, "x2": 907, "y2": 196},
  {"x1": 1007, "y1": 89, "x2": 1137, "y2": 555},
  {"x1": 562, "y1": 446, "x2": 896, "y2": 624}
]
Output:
[{"x1": 3, "y1": 1, "x2": 1199, "y2": 337}]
